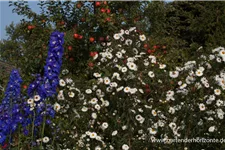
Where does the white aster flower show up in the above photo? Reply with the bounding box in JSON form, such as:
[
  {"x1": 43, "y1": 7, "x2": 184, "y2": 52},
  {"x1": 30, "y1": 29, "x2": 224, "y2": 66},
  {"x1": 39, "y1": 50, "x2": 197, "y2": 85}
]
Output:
[
  {"x1": 168, "y1": 107, "x2": 175, "y2": 114},
  {"x1": 214, "y1": 89, "x2": 221, "y2": 95},
  {"x1": 34, "y1": 95, "x2": 41, "y2": 102},
  {"x1": 54, "y1": 103, "x2": 61, "y2": 112},
  {"x1": 152, "y1": 109, "x2": 157, "y2": 116},
  {"x1": 112, "y1": 130, "x2": 118, "y2": 136},
  {"x1": 42, "y1": 136, "x2": 50, "y2": 143},
  {"x1": 81, "y1": 106, "x2": 88, "y2": 112},
  {"x1": 90, "y1": 98, "x2": 98, "y2": 105},
  {"x1": 93, "y1": 73, "x2": 101, "y2": 78},
  {"x1": 101, "y1": 122, "x2": 109, "y2": 130},
  {"x1": 148, "y1": 71, "x2": 155, "y2": 78},
  {"x1": 127, "y1": 62, "x2": 137, "y2": 71},
  {"x1": 148, "y1": 128, "x2": 157, "y2": 135},
  {"x1": 199, "y1": 103, "x2": 206, "y2": 111},
  {"x1": 27, "y1": 98, "x2": 34, "y2": 104},
  {"x1": 208, "y1": 126, "x2": 215, "y2": 132},
  {"x1": 121, "y1": 67, "x2": 128, "y2": 73},
  {"x1": 169, "y1": 122, "x2": 177, "y2": 130},
  {"x1": 85, "y1": 89, "x2": 92, "y2": 94},
  {"x1": 195, "y1": 69, "x2": 203, "y2": 77},
  {"x1": 104, "y1": 77, "x2": 111, "y2": 85},
  {"x1": 68, "y1": 91, "x2": 75, "y2": 98},
  {"x1": 169, "y1": 71, "x2": 179, "y2": 78},
  {"x1": 122, "y1": 144, "x2": 129, "y2": 150},
  {"x1": 59, "y1": 79, "x2": 66, "y2": 87},
  {"x1": 90, "y1": 132, "x2": 97, "y2": 139},
  {"x1": 92, "y1": 113, "x2": 97, "y2": 119},
  {"x1": 113, "y1": 34, "x2": 120, "y2": 40},
  {"x1": 124, "y1": 87, "x2": 130, "y2": 93},
  {"x1": 139, "y1": 34, "x2": 146, "y2": 41}
]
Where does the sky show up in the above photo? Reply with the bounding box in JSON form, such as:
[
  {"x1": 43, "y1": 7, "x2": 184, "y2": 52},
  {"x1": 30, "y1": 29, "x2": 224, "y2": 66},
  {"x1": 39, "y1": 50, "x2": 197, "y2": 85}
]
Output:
[{"x1": 0, "y1": 0, "x2": 174, "y2": 40}]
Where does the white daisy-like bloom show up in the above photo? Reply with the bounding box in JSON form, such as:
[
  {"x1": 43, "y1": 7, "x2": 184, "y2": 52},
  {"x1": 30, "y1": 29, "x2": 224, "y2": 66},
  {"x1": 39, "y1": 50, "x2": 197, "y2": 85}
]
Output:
[
  {"x1": 57, "y1": 92, "x2": 65, "y2": 100},
  {"x1": 168, "y1": 107, "x2": 175, "y2": 114},
  {"x1": 219, "y1": 49, "x2": 225, "y2": 58},
  {"x1": 133, "y1": 48, "x2": 138, "y2": 54},
  {"x1": 54, "y1": 103, "x2": 61, "y2": 112},
  {"x1": 144, "y1": 59, "x2": 149, "y2": 66},
  {"x1": 120, "y1": 125, "x2": 127, "y2": 131},
  {"x1": 204, "y1": 82, "x2": 210, "y2": 88},
  {"x1": 124, "y1": 30, "x2": 129, "y2": 35},
  {"x1": 209, "y1": 54, "x2": 215, "y2": 60},
  {"x1": 93, "y1": 73, "x2": 101, "y2": 78},
  {"x1": 110, "y1": 82, "x2": 118, "y2": 88},
  {"x1": 59, "y1": 79, "x2": 66, "y2": 87},
  {"x1": 139, "y1": 34, "x2": 146, "y2": 41},
  {"x1": 117, "y1": 86, "x2": 124, "y2": 92},
  {"x1": 214, "y1": 89, "x2": 221, "y2": 95},
  {"x1": 152, "y1": 109, "x2": 157, "y2": 116},
  {"x1": 218, "y1": 113, "x2": 224, "y2": 119},
  {"x1": 120, "y1": 29, "x2": 125, "y2": 35},
  {"x1": 103, "y1": 100, "x2": 110, "y2": 107},
  {"x1": 92, "y1": 113, "x2": 97, "y2": 119},
  {"x1": 97, "y1": 78, "x2": 103, "y2": 84},
  {"x1": 90, "y1": 132, "x2": 97, "y2": 139},
  {"x1": 139, "y1": 89, "x2": 144, "y2": 94},
  {"x1": 199, "y1": 66, "x2": 205, "y2": 72},
  {"x1": 180, "y1": 83, "x2": 187, "y2": 89},
  {"x1": 135, "y1": 114, "x2": 145, "y2": 124},
  {"x1": 42, "y1": 136, "x2": 50, "y2": 143},
  {"x1": 85, "y1": 89, "x2": 92, "y2": 94},
  {"x1": 208, "y1": 126, "x2": 215, "y2": 132},
  {"x1": 90, "y1": 98, "x2": 98, "y2": 105},
  {"x1": 93, "y1": 53, "x2": 98, "y2": 60},
  {"x1": 216, "y1": 57, "x2": 222, "y2": 63},
  {"x1": 112, "y1": 130, "x2": 118, "y2": 136},
  {"x1": 95, "y1": 146, "x2": 101, "y2": 150},
  {"x1": 101, "y1": 122, "x2": 109, "y2": 130},
  {"x1": 124, "y1": 87, "x2": 130, "y2": 93},
  {"x1": 159, "y1": 64, "x2": 166, "y2": 69},
  {"x1": 27, "y1": 98, "x2": 34, "y2": 104},
  {"x1": 34, "y1": 95, "x2": 41, "y2": 102},
  {"x1": 95, "y1": 104, "x2": 101, "y2": 110},
  {"x1": 148, "y1": 128, "x2": 157, "y2": 135},
  {"x1": 158, "y1": 120, "x2": 165, "y2": 127},
  {"x1": 122, "y1": 144, "x2": 129, "y2": 150},
  {"x1": 199, "y1": 103, "x2": 206, "y2": 111},
  {"x1": 65, "y1": 78, "x2": 73, "y2": 84},
  {"x1": 130, "y1": 88, "x2": 137, "y2": 94},
  {"x1": 216, "y1": 99, "x2": 223, "y2": 107},
  {"x1": 166, "y1": 90, "x2": 174, "y2": 97},
  {"x1": 127, "y1": 62, "x2": 137, "y2": 71},
  {"x1": 195, "y1": 69, "x2": 203, "y2": 77},
  {"x1": 125, "y1": 39, "x2": 132, "y2": 45},
  {"x1": 169, "y1": 122, "x2": 177, "y2": 130},
  {"x1": 81, "y1": 106, "x2": 88, "y2": 112},
  {"x1": 121, "y1": 67, "x2": 128, "y2": 73},
  {"x1": 169, "y1": 71, "x2": 179, "y2": 78},
  {"x1": 113, "y1": 34, "x2": 120, "y2": 40},
  {"x1": 116, "y1": 52, "x2": 122, "y2": 58},
  {"x1": 148, "y1": 71, "x2": 155, "y2": 78},
  {"x1": 127, "y1": 57, "x2": 135, "y2": 63},
  {"x1": 104, "y1": 77, "x2": 111, "y2": 85},
  {"x1": 106, "y1": 52, "x2": 113, "y2": 59},
  {"x1": 129, "y1": 27, "x2": 136, "y2": 32},
  {"x1": 68, "y1": 91, "x2": 75, "y2": 98}
]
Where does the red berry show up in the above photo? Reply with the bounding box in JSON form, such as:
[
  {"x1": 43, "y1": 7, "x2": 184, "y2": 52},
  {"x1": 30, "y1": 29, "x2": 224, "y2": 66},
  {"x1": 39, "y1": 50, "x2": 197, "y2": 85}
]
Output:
[
  {"x1": 106, "y1": 17, "x2": 111, "y2": 22},
  {"x1": 144, "y1": 44, "x2": 148, "y2": 49},
  {"x1": 145, "y1": 89, "x2": 151, "y2": 93},
  {"x1": 101, "y1": 8, "x2": 106, "y2": 13},
  {"x1": 89, "y1": 37, "x2": 95, "y2": 43},
  {"x1": 78, "y1": 35, "x2": 83, "y2": 39},
  {"x1": 68, "y1": 46, "x2": 72, "y2": 51},
  {"x1": 95, "y1": 1, "x2": 101, "y2": 7},
  {"x1": 23, "y1": 85, "x2": 27, "y2": 89},
  {"x1": 99, "y1": 37, "x2": 104, "y2": 42},
  {"x1": 88, "y1": 62, "x2": 94, "y2": 67},
  {"x1": 106, "y1": 9, "x2": 111, "y2": 14},
  {"x1": 147, "y1": 49, "x2": 152, "y2": 54},
  {"x1": 73, "y1": 33, "x2": 79, "y2": 39}
]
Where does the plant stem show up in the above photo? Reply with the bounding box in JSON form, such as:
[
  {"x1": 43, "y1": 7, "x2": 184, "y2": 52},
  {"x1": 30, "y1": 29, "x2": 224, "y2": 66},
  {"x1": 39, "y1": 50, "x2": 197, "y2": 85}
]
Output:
[
  {"x1": 40, "y1": 105, "x2": 47, "y2": 148},
  {"x1": 31, "y1": 110, "x2": 36, "y2": 150}
]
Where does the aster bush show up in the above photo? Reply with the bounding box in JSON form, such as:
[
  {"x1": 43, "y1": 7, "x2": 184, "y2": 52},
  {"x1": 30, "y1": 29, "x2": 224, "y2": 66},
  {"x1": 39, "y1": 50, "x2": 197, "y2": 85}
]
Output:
[{"x1": 54, "y1": 27, "x2": 225, "y2": 150}]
